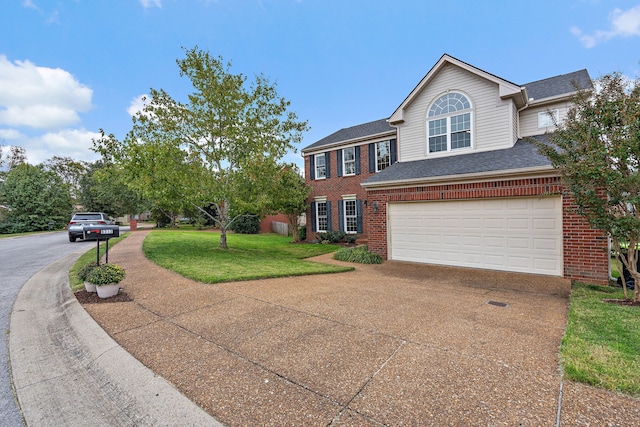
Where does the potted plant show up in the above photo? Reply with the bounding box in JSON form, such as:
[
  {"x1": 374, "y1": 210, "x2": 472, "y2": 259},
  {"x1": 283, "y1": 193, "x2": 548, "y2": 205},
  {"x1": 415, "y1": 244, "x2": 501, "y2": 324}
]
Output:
[
  {"x1": 78, "y1": 262, "x2": 99, "y2": 293},
  {"x1": 86, "y1": 263, "x2": 126, "y2": 298}
]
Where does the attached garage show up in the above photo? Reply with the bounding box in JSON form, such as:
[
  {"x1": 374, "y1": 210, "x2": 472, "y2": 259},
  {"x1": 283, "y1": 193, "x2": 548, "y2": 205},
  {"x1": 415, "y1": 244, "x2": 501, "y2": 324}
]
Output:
[{"x1": 388, "y1": 196, "x2": 563, "y2": 276}]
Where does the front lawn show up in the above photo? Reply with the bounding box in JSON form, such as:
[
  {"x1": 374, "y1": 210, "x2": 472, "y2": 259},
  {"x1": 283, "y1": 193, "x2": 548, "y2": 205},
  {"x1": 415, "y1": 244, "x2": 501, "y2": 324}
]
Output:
[
  {"x1": 142, "y1": 230, "x2": 353, "y2": 283},
  {"x1": 561, "y1": 282, "x2": 640, "y2": 396}
]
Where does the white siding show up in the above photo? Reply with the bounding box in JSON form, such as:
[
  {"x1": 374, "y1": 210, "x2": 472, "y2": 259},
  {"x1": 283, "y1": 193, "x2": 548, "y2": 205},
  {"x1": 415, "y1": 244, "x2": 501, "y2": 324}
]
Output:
[
  {"x1": 398, "y1": 64, "x2": 516, "y2": 163},
  {"x1": 520, "y1": 102, "x2": 571, "y2": 137}
]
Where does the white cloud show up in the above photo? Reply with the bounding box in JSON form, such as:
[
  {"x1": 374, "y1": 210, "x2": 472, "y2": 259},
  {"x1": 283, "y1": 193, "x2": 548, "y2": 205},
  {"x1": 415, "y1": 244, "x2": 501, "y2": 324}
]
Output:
[
  {"x1": 140, "y1": 0, "x2": 162, "y2": 9},
  {"x1": 0, "y1": 55, "x2": 93, "y2": 130},
  {"x1": 10, "y1": 129, "x2": 102, "y2": 165},
  {"x1": 22, "y1": 0, "x2": 40, "y2": 11},
  {"x1": 127, "y1": 94, "x2": 150, "y2": 117},
  {"x1": 572, "y1": 5, "x2": 640, "y2": 48}
]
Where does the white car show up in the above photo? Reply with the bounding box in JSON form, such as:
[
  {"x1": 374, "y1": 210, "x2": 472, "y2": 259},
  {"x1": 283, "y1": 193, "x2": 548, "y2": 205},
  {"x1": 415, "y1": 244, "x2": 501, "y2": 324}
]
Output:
[{"x1": 67, "y1": 212, "x2": 113, "y2": 242}]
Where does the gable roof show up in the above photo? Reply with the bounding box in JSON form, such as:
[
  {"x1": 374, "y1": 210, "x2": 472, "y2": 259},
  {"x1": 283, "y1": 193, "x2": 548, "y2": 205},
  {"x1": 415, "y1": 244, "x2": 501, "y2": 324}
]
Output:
[
  {"x1": 361, "y1": 136, "x2": 553, "y2": 188},
  {"x1": 523, "y1": 69, "x2": 592, "y2": 104},
  {"x1": 389, "y1": 54, "x2": 527, "y2": 125},
  {"x1": 301, "y1": 118, "x2": 395, "y2": 154}
]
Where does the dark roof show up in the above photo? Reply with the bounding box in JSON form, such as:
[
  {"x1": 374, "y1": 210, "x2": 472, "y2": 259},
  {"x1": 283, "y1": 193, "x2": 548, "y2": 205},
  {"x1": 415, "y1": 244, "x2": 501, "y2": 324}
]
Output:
[
  {"x1": 301, "y1": 118, "x2": 394, "y2": 153},
  {"x1": 362, "y1": 137, "x2": 552, "y2": 186},
  {"x1": 523, "y1": 69, "x2": 592, "y2": 101}
]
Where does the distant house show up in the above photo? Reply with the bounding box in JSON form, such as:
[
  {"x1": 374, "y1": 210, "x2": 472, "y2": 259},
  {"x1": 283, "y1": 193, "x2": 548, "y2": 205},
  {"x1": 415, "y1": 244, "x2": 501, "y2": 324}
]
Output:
[{"x1": 301, "y1": 54, "x2": 609, "y2": 285}]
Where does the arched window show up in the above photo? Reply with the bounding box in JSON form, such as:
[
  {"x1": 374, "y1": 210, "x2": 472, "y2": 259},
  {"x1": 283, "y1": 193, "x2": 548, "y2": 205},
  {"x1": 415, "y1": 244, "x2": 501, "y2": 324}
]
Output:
[{"x1": 427, "y1": 92, "x2": 472, "y2": 153}]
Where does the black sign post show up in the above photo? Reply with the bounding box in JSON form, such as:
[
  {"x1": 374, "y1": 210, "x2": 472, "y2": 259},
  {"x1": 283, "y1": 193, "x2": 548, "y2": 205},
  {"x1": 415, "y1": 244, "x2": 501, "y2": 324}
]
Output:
[{"x1": 83, "y1": 225, "x2": 120, "y2": 265}]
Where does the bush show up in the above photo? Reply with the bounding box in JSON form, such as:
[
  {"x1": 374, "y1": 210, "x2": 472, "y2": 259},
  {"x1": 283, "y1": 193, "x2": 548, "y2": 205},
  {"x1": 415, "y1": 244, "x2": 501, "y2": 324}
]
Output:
[
  {"x1": 344, "y1": 234, "x2": 357, "y2": 244},
  {"x1": 86, "y1": 263, "x2": 126, "y2": 285},
  {"x1": 333, "y1": 245, "x2": 383, "y2": 264},
  {"x1": 77, "y1": 262, "x2": 98, "y2": 281},
  {"x1": 230, "y1": 214, "x2": 260, "y2": 234},
  {"x1": 298, "y1": 224, "x2": 306, "y2": 241}
]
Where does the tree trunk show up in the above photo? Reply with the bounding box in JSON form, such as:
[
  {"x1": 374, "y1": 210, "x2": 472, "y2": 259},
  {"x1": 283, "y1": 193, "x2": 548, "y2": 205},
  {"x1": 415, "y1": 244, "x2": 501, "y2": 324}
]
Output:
[{"x1": 219, "y1": 227, "x2": 228, "y2": 249}]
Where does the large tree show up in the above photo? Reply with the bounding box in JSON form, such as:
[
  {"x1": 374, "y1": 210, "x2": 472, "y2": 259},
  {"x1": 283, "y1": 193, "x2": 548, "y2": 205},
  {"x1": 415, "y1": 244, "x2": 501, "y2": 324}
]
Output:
[
  {"x1": 42, "y1": 156, "x2": 88, "y2": 206},
  {"x1": 536, "y1": 72, "x2": 640, "y2": 302},
  {"x1": 0, "y1": 163, "x2": 73, "y2": 232},
  {"x1": 96, "y1": 47, "x2": 308, "y2": 248}
]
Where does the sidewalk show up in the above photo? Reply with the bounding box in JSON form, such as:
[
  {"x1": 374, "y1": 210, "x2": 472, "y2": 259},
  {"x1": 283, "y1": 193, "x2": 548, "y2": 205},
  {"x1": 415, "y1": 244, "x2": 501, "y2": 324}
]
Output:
[{"x1": 9, "y1": 251, "x2": 220, "y2": 426}]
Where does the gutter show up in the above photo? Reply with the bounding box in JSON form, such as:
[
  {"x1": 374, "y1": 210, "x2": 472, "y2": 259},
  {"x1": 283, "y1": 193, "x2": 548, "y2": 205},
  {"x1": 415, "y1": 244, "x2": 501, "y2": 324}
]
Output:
[{"x1": 301, "y1": 130, "x2": 397, "y2": 156}]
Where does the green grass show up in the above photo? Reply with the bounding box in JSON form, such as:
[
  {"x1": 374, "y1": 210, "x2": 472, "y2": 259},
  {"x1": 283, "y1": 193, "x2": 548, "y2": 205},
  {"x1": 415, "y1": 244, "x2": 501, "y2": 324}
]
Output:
[
  {"x1": 142, "y1": 230, "x2": 353, "y2": 283},
  {"x1": 68, "y1": 234, "x2": 128, "y2": 291},
  {"x1": 561, "y1": 282, "x2": 640, "y2": 396}
]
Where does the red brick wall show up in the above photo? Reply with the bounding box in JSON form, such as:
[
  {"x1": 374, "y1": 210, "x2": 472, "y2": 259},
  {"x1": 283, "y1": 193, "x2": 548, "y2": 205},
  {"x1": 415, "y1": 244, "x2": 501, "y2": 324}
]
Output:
[
  {"x1": 260, "y1": 213, "x2": 289, "y2": 234},
  {"x1": 365, "y1": 176, "x2": 610, "y2": 285},
  {"x1": 304, "y1": 146, "x2": 375, "y2": 240}
]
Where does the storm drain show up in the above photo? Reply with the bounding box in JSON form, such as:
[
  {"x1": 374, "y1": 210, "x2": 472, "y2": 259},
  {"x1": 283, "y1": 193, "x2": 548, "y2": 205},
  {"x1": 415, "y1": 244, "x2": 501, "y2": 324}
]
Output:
[{"x1": 486, "y1": 300, "x2": 508, "y2": 307}]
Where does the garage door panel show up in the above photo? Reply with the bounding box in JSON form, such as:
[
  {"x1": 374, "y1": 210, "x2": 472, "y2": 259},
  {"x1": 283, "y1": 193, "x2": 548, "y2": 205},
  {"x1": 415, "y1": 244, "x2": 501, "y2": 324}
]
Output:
[{"x1": 389, "y1": 197, "x2": 563, "y2": 276}]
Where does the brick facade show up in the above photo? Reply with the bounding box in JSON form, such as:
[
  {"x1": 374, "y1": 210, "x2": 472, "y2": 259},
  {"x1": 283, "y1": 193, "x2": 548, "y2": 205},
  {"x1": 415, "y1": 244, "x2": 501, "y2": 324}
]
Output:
[
  {"x1": 305, "y1": 145, "x2": 377, "y2": 241},
  {"x1": 364, "y1": 176, "x2": 610, "y2": 285}
]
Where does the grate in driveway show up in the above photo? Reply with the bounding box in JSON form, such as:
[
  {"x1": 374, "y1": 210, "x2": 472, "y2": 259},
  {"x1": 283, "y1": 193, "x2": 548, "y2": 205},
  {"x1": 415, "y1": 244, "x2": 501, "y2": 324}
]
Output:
[{"x1": 487, "y1": 300, "x2": 508, "y2": 307}]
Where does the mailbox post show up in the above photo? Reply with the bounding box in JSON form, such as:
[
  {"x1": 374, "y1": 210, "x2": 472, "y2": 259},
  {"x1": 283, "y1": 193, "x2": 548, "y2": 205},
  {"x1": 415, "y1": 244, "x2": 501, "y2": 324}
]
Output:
[{"x1": 83, "y1": 225, "x2": 120, "y2": 264}]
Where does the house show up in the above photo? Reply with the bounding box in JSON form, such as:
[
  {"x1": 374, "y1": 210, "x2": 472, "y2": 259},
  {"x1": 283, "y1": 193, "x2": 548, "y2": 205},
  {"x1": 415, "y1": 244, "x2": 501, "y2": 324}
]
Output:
[{"x1": 301, "y1": 54, "x2": 609, "y2": 285}]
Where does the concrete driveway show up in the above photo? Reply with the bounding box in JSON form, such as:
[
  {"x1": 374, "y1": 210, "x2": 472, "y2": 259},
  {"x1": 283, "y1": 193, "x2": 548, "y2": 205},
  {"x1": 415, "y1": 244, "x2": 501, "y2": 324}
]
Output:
[{"x1": 12, "y1": 230, "x2": 639, "y2": 426}]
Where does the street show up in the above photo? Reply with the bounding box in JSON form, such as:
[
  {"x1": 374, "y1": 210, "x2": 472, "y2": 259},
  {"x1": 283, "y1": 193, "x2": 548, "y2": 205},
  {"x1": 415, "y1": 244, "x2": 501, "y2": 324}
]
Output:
[{"x1": 0, "y1": 232, "x2": 96, "y2": 425}]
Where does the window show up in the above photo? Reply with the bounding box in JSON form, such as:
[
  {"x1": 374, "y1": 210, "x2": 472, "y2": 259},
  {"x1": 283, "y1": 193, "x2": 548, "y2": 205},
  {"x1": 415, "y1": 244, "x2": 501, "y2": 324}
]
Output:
[
  {"x1": 538, "y1": 109, "x2": 559, "y2": 128},
  {"x1": 376, "y1": 140, "x2": 391, "y2": 172},
  {"x1": 344, "y1": 199, "x2": 357, "y2": 233},
  {"x1": 343, "y1": 147, "x2": 356, "y2": 175},
  {"x1": 427, "y1": 92, "x2": 472, "y2": 154},
  {"x1": 314, "y1": 153, "x2": 326, "y2": 179},
  {"x1": 316, "y1": 201, "x2": 328, "y2": 232}
]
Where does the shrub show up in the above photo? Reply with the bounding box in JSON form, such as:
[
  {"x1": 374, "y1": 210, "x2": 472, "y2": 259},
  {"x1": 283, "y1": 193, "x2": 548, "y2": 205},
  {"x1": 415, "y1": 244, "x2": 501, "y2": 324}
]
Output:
[
  {"x1": 344, "y1": 234, "x2": 357, "y2": 244},
  {"x1": 77, "y1": 262, "x2": 98, "y2": 281},
  {"x1": 230, "y1": 214, "x2": 260, "y2": 234},
  {"x1": 86, "y1": 263, "x2": 126, "y2": 285},
  {"x1": 299, "y1": 224, "x2": 306, "y2": 241},
  {"x1": 333, "y1": 245, "x2": 383, "y2": 264}
]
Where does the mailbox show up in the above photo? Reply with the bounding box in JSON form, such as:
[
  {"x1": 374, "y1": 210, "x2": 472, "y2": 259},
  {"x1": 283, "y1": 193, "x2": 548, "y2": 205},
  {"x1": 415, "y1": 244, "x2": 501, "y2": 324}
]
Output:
[{"x1": 83, "y1": 224, "x2": 120, "y2": 240}]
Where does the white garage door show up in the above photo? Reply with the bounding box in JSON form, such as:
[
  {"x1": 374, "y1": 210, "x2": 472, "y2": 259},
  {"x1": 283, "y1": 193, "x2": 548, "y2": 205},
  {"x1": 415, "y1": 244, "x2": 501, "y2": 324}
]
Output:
[{"x1": 388, "y1": 197, "x2": 563, "y2": 276}]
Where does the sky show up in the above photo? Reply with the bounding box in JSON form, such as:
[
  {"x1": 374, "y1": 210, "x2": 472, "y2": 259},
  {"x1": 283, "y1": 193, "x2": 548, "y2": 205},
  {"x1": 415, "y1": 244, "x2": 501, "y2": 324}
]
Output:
[{"x1": 1, "y1": 0, "x2": 640, "y2": 169}]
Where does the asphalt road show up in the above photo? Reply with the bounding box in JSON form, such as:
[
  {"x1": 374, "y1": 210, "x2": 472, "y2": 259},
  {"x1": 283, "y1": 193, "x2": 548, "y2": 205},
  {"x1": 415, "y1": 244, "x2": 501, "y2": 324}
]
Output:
[{"x1": 0, "y1": 230, "x2": 122, "y2": 426}]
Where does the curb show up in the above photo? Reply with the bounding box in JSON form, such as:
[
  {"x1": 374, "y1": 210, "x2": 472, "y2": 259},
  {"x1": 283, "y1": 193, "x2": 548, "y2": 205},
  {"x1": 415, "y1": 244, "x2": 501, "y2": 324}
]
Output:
[{"x1": 9, "y1": 252, "x2": 220, "y2": 426}]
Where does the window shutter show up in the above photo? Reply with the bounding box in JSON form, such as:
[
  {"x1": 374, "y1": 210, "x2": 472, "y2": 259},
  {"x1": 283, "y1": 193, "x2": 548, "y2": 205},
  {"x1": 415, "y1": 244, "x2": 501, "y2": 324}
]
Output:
[
  {"x1": 326, "y1": 201, "x2": 332, "y2": 231},
  {"x1": 325, "y1": 152, "x2": 331, "y2": 178},
  {"x1": 337, "y1": 150, "x2": 343, "y2": 177},
  {"x1": 309, "y1": 156, "x2": 315, "y2": 180},
  {"x1": 338, "y1": 200, "x2": 344, "y2": 232},
  {"x1": 390, "y1": 139, "x2": 397, "y2": 164},
  {"x1": 356, "y1": 199, "x2": 363, "y2": 233},
  {"x1": 355, "y1": 146, "x2": 361, "y2": 175},
  {"x1": 368, "y1": 143, "x2": 375, "y2": 173},
  {"x1": 310, "y1": 202, "x2": 316, "y2": 232}
]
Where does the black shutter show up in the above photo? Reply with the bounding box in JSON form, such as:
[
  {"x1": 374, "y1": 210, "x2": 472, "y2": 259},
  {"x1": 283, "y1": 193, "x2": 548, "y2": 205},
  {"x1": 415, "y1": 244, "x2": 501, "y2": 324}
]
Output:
[
  {"x1": 390, "y1": 139, "x2": 397, "y2": 164},
  {"x1": 309, "y1": 155, "x2": 315, "y2": 180},
  {"x1": 356, "y1": 199, "x2": 363, "y2": 233},
  {"x1": 325, "y1": 152, "x2": 331, "y2": 178},
  {"x1": 355, "y1": 146, "x2": 361, "y2": 175},
  {"x1": 338, "y1": 200, "x2": 344, "y2": 232},
  {"x1": 310, "y1": 202, "x2": 316, "y2": 232},
  {"x1": 368, "y1": 143, "x2": 375, "y2": 173},
  {"x1": 326, "y1": 201, "x2": 332, "y2": 231},
  {"x1": 337, "y1": 150, "x2": 343, "y2": 177}
]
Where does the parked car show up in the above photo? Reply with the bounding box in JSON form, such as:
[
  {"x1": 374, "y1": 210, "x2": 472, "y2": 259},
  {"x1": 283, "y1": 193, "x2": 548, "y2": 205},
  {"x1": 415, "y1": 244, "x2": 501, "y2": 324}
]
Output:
[{"x1": 68, "y1": 212, "x2": 113, "y2": 242}]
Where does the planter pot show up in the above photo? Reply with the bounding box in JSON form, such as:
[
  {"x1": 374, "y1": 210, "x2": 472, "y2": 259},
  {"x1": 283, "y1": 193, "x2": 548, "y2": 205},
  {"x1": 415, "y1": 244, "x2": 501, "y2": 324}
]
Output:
[
  {"x1": 84, "y1": 281, "x2": 97, "y2": 293},
  {"x1": 96, "y1": 283, "x2": 121, "y2": 299}
]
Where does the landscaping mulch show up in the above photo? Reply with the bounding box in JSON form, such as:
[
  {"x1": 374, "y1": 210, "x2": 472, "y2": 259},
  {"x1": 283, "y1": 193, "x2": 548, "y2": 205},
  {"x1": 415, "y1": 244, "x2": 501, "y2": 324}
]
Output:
[
  {"x1": 602, "y1": 298, "x2": 640, "y2": 307},
  {"x1": 74, "y1": 289, "x2": 133, "y2": 304}
]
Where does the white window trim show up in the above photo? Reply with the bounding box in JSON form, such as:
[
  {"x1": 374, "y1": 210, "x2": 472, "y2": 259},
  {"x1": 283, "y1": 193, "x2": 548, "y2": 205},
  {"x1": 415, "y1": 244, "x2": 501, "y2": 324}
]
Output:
[
  {"x1": 342, "y1": 196, "x2": 358, "y2": 234},
  {"x1": 342, "y1": 147, "x2": 356, "y2": 176},
  {"x1": 315, "y1": 199, "x2": 328, "y2": 232},
  {"x1": 426, "y1": 92, "x2": 474, "y2": 155},
  {"x1": 375, "y1": 140, "x2": 391, "y2": 172},
  {"x1": 538, "y1": 109, "x2": 559, "y2": 128},
  {"x1": 314, "y1": 153, "x2": 326, "y2": 180}
]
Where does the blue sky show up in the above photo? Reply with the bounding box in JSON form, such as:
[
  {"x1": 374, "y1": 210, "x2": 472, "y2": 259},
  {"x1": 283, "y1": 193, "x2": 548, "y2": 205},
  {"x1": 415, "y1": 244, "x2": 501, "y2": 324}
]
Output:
[{"x1": 1, "y1": 0, "x2": 640, "y2": 168}]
